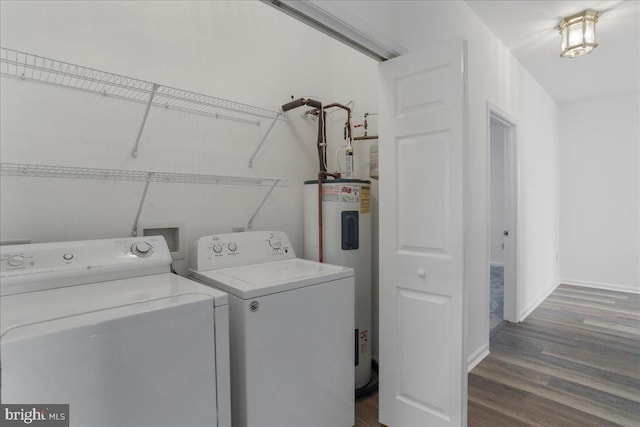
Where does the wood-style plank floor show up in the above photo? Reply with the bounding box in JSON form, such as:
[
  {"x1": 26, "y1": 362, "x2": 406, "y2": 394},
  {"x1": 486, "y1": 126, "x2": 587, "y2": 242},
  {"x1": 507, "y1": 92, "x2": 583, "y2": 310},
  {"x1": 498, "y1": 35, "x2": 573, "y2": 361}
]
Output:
[
  {"x1": 355, "y1": 284, "x2": 640, "y2": 426},
  {"x1": 469, "y1": 284, "x2": 640, "y2": 426},
  {"x1": 355, "y1": 391, "x2": 385, "y2": 427}
]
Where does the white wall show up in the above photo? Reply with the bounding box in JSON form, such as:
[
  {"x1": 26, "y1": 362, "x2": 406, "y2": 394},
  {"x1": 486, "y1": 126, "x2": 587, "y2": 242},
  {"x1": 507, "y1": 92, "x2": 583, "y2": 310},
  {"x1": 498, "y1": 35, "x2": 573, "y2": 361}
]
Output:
[
  {"x1": 559, "y1": 92, "x2": 640, "y2": 293},
  {"x1": 311, "y1": 0, "x2": 560, "y2": 367},
  {"x1": 516, "y1": 75, "x2": 560, "y2": 320},
  {"x1": 490, "y1": 122, "x2": 505, "y2": 266},
  {"x1": 0, "y1": 1, "x2": 378, "y2": 278}
]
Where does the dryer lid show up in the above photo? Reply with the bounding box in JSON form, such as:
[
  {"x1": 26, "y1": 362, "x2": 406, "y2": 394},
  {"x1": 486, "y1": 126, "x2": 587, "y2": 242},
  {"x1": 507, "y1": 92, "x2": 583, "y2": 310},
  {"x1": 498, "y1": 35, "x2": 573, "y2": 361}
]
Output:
[
  {"x1": 0, "y1": 273, "x2": 227, "y2": 338},
  {"x1": 189, "y1": 258, "x2": 353, "y2": 299},
  {"x1": 2, "y1": 293, "x2": 213, "y2": 343}
]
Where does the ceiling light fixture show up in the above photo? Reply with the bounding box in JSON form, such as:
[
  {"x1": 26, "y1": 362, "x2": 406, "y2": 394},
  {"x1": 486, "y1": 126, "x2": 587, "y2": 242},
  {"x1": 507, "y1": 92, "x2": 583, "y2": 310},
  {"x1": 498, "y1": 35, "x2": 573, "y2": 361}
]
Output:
[{"x1": 558, "y1": 10, "x2": 599, "y2": 58}]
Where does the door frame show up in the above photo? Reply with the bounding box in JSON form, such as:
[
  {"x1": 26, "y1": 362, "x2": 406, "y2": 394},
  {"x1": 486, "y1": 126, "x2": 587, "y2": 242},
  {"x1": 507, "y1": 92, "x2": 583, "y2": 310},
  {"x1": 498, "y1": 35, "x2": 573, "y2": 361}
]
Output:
[{"x1": 487, "y1": 103, "x2": 518, "y2": 324}]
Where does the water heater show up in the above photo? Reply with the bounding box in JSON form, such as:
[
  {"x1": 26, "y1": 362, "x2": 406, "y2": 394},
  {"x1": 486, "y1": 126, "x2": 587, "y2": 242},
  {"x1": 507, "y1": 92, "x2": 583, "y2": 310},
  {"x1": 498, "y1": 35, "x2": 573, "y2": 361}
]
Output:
[{"x1": 303, "y1": 179, "x2": 372, "y2": 390}]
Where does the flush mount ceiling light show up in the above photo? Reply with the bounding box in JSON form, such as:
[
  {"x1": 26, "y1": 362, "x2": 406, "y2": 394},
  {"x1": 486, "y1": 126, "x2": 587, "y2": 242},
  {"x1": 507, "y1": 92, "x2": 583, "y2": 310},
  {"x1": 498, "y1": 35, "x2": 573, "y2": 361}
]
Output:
[{"x1": 558, "y1": 10, "x2": 600, "y2": 58}]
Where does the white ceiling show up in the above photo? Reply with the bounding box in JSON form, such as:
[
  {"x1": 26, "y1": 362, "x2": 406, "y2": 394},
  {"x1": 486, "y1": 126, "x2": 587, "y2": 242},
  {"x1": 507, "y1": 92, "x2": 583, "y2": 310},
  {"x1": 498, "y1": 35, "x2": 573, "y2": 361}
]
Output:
[{"x1": 465, "y1": 0, "x2": 640, "y2": 104}]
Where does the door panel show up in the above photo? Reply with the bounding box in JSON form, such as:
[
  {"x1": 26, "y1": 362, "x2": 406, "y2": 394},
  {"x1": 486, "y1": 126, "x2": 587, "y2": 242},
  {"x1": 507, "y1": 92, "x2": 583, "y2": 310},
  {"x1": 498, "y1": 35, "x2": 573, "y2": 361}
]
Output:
[
  {"x1": 379, "y1": 39, "x2": 466, "y2": 427},
  {"x1": 398, "y1": 288, "x2": 451, "y2": 417},
  {"x1": 395, "y1": 65, "x2": 447, "y2": 115},
  {"x1": 396, "y1": 131, "x2": 450, "y2": 254}
]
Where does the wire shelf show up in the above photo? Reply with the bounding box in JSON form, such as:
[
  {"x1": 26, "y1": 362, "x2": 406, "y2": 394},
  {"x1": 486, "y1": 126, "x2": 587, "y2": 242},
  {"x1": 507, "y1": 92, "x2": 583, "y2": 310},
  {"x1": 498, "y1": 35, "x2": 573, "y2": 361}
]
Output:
[
  {"x1": 0, "y1": 163, "x2": 286, "y2": 187},
  {"x1": 0, "y1": 47, "x2": 282, "y2": 125}
]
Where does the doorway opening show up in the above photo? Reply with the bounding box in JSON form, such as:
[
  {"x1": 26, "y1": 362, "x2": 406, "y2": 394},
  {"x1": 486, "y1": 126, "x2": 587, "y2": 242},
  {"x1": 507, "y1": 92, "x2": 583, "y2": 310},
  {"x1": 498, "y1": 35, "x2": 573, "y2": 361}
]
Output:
[{"x1": 488, "y1": 106, "x2": 518, "y2": 337}]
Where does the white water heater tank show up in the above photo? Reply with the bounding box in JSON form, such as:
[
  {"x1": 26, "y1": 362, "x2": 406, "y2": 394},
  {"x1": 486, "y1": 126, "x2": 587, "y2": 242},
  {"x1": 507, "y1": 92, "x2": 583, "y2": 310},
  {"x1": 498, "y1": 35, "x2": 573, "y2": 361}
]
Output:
[{"x1": 303, "y1": 179, "x2": 372, "y2": 390}]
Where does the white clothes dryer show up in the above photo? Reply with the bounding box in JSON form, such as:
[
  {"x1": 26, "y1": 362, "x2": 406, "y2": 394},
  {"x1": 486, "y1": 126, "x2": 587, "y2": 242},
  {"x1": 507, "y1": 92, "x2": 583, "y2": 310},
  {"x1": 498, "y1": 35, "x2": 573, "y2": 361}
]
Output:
[
  {"x1": 189, "y1": 231, "x2": 355, "y2": 427},
  {"x1": 1, "y1": 236, "x2": 231, "y2": 427}
]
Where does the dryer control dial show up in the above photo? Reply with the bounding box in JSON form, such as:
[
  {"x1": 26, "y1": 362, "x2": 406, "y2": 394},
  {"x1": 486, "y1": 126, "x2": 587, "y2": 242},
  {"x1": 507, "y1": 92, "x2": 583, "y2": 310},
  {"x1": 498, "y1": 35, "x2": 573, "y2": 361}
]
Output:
[
  {"x1": 7, "y1": 255, "x2": 25, "y2": 266},
  {"x1": 131, "y1": 242, "x2": 153, "y2": 257},
  {"x1": 212, "y1": 244, "x2": 223, "y2": 254},
  {"x1": 228, "y1": 242, "x2": 237, "y2": 252}
]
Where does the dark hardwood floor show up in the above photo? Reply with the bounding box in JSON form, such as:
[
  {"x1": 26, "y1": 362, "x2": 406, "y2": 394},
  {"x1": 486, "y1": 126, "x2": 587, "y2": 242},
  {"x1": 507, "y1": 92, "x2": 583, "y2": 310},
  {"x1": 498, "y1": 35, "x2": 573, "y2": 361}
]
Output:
[
  {"x1": 355, "y1": 284, "x2": 640, "y2": 426},
  {"x1": 469, "y1": 284, "x2": 639, "y2": 426}
]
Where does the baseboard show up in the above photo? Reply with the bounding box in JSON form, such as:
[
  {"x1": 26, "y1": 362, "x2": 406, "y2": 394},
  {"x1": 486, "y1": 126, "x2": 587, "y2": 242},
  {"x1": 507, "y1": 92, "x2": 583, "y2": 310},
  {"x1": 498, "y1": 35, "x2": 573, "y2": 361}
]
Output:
[
  {"x1": 518, "y1": 282, "x2": 560, "y2": 322},
  {"x1": 467, "y1": 343, "x2": 489, "y2": 372},
  {"x1": 560, "y1": 279, "x2": 640, "y2": 295},
  {"x1": 490, "y1": 262, "x2": 504, "y2": 268}
]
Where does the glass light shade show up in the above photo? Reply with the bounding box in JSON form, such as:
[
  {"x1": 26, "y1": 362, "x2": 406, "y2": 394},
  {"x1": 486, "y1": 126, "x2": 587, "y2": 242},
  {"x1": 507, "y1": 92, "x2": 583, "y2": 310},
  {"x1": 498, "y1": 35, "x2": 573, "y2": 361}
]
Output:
[{"x1": 558, "y1": 10, "x2": 599, "y2": 58}]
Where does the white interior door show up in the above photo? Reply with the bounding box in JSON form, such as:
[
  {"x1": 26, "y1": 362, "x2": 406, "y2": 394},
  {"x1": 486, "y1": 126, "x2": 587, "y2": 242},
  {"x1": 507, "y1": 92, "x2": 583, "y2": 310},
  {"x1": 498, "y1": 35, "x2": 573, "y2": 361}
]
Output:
[
  {"x1": 489, "y1": 108, "x2": 519, "y2": 324},
  {"x1": 378, "y1": 39, "x2": 467, "y2": 426},
  {"x1": 503, "y1": 119, "x2": 518, "y2": 323}
]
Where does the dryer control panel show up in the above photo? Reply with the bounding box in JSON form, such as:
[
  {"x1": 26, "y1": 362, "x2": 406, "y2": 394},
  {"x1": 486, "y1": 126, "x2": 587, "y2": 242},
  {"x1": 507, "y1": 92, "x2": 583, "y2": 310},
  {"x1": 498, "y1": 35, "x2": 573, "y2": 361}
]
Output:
[
  {"x1": 0, "y1": 236, "x2": 171, "y2": 296},
  {"x1": 190, "y1": 231, "x2": 295, "y2": 271}
]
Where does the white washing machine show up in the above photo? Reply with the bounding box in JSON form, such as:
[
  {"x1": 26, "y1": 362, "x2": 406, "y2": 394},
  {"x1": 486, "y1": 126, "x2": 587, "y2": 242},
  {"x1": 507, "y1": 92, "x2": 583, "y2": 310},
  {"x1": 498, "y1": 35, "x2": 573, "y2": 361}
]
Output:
[
  {"x1": 1, "y1": 236, "x2": 231, "y2": 427},
  {"x1": 189, "y1": 231, "x2": 354, "y2": 427}
]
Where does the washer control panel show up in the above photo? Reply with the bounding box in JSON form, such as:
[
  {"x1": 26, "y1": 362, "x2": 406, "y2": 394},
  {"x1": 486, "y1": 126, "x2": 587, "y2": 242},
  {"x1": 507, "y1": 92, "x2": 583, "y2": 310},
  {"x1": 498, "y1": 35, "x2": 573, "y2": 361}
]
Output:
[
  {"x1": 191, "y1": 231, "x2": 295, "y2": 271},
  {"x1": 1, "y1": 236, "x2": 171, "y2": 296},
  {"x1": 131, "y1": 241, "x2": 154, "y2": 257}
]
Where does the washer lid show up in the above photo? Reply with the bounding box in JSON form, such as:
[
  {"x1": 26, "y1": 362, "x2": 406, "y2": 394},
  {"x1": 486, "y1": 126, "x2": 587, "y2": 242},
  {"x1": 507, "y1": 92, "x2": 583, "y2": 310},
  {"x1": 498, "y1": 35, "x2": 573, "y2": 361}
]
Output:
[
  {"x1": 1, "y1": 273, "x2": 227, "y2": 338},
  {"x1": 189, "y1": 258, "x2": 353, "y2": 299}
]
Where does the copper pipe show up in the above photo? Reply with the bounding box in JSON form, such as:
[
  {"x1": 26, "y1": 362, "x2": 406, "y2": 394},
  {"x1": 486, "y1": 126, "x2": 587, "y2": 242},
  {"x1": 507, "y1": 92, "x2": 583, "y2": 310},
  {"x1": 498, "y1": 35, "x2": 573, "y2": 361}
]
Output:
[
  {"x1": 281, "y1": 98, "x2": 327, "y2": 171},
  {"x1": 308, "y1": 103, "x2": 353, "y2": 144},
  {"x1": 317, "y1": 171, "x2": 341, "y2": 262},
  {"x1": 318, "y1": 110, "x2": 327, "y2": 171},
  {"x1": 353, "y1": 135, "x2": 379, "y2": 141},
  {"x1": 308, "y1": 102, "x2": 351, "y2": 114},
  {"x1": 307, "y1": 102, "x2": 354, "y2": 172}
]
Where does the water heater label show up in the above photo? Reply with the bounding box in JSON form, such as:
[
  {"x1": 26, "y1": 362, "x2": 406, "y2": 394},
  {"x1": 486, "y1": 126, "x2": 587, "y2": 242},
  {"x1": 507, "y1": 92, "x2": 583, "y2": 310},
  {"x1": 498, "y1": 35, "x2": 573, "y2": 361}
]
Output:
[
  {"x1": 322, "y1": 185, "x2": 340, "y2": 202},
  {"x1": 359, "y1": 330, "x2": 369, "y2": 354},
  {"x1": 360, "y1": 186, "x2": 371, "y2": 213},
  {"x1": 321, "y1": 183, "x2": 370, "y2": 208},
  {"x1": 340, "y1": 185, "x2": 360, "y2": 203}
]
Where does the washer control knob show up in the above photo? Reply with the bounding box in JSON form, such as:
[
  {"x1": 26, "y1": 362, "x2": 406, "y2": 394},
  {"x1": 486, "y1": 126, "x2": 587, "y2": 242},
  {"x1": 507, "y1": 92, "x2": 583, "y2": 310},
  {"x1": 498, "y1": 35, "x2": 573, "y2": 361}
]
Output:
[
  {"x1": 228, "y1": 242, "x2": 237, "y2": 252},
  {"x1": 268, "y1": 238, "x2": 282, "y2": 250},
  {"x1": 131, "y1": 242, "x2": 153, "y2": 257},
  {"x1": 213, "y1": 244, "x2": 223, "y2": 254},
  {"x1": 63, "y1": 253, "x2": 74, "y2": 261},
  {"x1": 7, "y1": 255, "x2": 25, "y2": 266}
]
